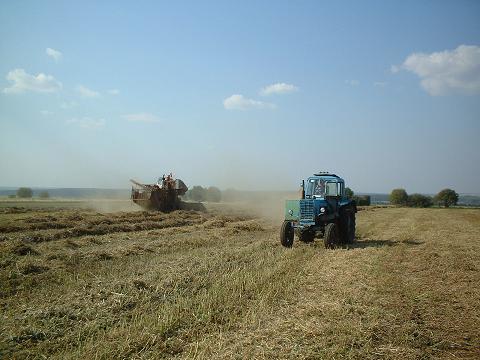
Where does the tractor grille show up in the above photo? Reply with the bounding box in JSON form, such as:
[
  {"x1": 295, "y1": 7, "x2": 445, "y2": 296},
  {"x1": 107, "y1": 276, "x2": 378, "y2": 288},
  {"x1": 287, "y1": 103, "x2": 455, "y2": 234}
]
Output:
[{"x1": 300, "y1": 200, "x2": 314, "y2": 221}]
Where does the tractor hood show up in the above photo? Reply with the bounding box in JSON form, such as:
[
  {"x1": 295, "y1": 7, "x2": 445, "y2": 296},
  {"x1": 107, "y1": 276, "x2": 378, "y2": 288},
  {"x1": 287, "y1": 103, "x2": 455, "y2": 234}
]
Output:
[{"x1": 285, "y1": 198, "x2": 329, "y2": 222}]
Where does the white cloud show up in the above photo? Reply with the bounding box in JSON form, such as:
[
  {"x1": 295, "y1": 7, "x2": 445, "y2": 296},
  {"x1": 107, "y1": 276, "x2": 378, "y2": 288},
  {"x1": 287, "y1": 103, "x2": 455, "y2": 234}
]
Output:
[
  {"x1": 374, "y1": 81, "x2": 387, "y2": 87},
  {"x1": 66, "y1": 117, "x2": 105, "y2": 129},
  {"x1": 76, "y1": 85, "x2": 100, "y2": 98},
  {"x1": 223, "y1": 94, "x2": 275, "y2": 110},
  {"x1": 3, "y1": 69, "x2": 62, "y2": 94},
  {"x1": 260, "y1": 83, "x2": 298, "y2": 96},
  {"x1": 46, "y1": 48, "x2": 62, "y2": 62},
  {"x1": 345, "y1": 79, "x2": 360, "y2": 86},
  {"x1": 107, "y1": 89, "x2": 120, "y2": 95},
  {"x1": 40, "y1": 110, "x2": 53, "y2": 116},
  {"x1": 394, "y1": 45, "x2": 480, "y2": 95},
  {"x1": 123, "y1": 113, "x2": 160, "y2": 123}
]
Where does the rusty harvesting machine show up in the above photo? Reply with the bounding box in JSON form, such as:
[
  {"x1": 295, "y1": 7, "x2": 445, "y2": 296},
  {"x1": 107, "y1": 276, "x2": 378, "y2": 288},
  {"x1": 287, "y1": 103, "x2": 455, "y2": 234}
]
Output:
[{"x1": 130, "y1": 173, "x2": 188, "y2": 212}]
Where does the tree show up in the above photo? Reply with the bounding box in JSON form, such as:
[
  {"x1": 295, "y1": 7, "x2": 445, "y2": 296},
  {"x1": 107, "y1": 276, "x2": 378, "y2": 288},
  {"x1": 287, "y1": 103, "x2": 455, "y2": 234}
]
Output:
[
  {"x1": 407, "y1": 194, "x2": 433, "y2": 208},
  {"x1": 390, "y1": 188, "x2": 408, "y2": 206},
  {"x1": 434, "y1": 189, "x2": 458, "y2": 208},
  {"x1": 345, "y1": 187, "x2": 354, "y2": 199},
  {"x1": 206, "y1": 186, "x2": 221, "y2": 202},
  {"x1": 353, "y1": 195, "x2": 371, "y2": 206},
  {"x1": 38, "y1": 191, "x2": 50, "y2": 199},
  {"x1": 16, "y1": 187, "x2": 32, "y2": 198},
  {"x1": 188, "y1": 186, "x2": 207, "y2": 202}
]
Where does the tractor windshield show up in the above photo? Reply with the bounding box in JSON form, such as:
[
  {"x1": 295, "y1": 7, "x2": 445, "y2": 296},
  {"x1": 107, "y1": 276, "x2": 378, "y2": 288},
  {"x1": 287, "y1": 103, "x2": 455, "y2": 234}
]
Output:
[{"x1": 306, "y1": 179, "x2": 326, "y2": 198}]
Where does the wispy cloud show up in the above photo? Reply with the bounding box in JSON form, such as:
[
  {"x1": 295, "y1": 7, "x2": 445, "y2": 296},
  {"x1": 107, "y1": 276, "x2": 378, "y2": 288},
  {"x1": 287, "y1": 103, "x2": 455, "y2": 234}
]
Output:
[
  {"x1": 223, "y1": 94, "x2": 275, "y2": 110},
  {"x1": 260, "y1": 82, "x2": 298, "y2": 96},
  {"x1": 3, "y1": 69, "x2": 62, "y2": 94},
  {"x1": 123, "y1": 113, "x2": 160, "y2": 123},
  {"x1": 40, "y1": 110, "x2": 53, "y2": 116},
  {"x1": 345, "y1": 79, "x2": 360, "y2": 86},
  {"x1": 60, "y1": 101, "x2": 77, "y2": 109},
  {"x1": 46, "y1": 47, "x2": 62, "y2": 62},
  {"x1": 66, "y1": 117, "x2": 105, "y2": 129},
  {"x1": 76, "y1": 85, "x2": 100, "y2": 98},
  {"x1": 392, "y1": 44, "x2": 480, "y2": 95},
  {"x1": 373, "y1": 81, "x2": 387, "y2": 87},
  {"x1": 74, "y1": 86, "x2": 118, "y2": 98}
]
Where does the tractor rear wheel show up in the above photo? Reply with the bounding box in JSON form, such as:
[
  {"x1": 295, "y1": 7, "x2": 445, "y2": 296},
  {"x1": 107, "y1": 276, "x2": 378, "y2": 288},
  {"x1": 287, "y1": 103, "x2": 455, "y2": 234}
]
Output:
[
  {"x1": 299, "y1": 230, "x2": 315, "y2": 243},
  {"x1": 324, "y1": 223, "x2": 339, "y2": 249},
  {"x1": 280, "y1": 221, "x2": 294, "y2": 248},
  {"x1": 340, "y1": 212, "x2": 356, "y2": 244}
]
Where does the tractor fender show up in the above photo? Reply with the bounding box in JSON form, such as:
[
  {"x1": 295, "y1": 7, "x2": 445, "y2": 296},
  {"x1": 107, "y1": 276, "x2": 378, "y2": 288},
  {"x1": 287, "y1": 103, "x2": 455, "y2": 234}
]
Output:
[
  {"x1": 340, "y1": 200, "x2": 357, "y2": 214},
  {"x1": 350, "y1": 199, "x2": 357, "y2": 213}
]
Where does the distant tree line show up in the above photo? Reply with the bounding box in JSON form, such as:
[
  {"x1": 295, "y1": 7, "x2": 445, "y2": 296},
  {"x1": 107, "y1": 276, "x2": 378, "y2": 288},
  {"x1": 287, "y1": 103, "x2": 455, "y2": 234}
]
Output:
[
  {"x1": 11, "y1": 187, "x2": 50, "y2": 199},
  {"x1": 184, "y1": 186, "x2": 222, "y2": 202},
  {"x1": 389, "y1": 188, "x2": 458, "y2": 208},
  {"x1": 345, "y1": 187, "x2": 371, "y2": 206},
  {"x1": 7, "y1": 185, "x2": 460, "y2": 208}
]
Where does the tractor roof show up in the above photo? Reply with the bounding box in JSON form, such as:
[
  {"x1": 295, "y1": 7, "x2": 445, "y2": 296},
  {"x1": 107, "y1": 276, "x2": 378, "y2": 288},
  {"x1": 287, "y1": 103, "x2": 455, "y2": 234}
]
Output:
[
  {"x1": 309, "y1": 173, "x2": 344, "y2": 182},
  {"x1": 313, "y1": 172, "x2": 340, "y2": 178}
]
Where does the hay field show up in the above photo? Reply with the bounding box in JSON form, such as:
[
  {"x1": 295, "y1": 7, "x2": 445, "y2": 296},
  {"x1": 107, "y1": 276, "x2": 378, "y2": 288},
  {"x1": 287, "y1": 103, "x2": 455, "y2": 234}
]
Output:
[{"x1": 0, "y1": 204, "x2": 479, "y2": 359}]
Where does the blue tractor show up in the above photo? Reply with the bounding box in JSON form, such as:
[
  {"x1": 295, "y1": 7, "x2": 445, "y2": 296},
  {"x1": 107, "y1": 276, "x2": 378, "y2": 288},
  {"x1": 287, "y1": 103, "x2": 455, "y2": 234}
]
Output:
[{"x1": 281, "y1": 172, "x2": 357, "y2": 249}]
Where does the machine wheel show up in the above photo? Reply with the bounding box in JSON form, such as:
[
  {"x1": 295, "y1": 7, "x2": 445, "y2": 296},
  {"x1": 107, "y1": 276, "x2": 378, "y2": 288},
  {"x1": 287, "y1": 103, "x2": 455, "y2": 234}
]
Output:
[
  {"x1": 324, "y1": 223, "x2": 339, "y2": 249},
  {"x1": 280, "y1": 221, "x2": 294, "y2": 248},
  {"x1": 298, "y1": 230, "x2": 315, "y2": 243},
  {"x1": 347, "y1": 213, "x2": 356, "y2": 243},
  {"x1": 339, "y1": 212, "x2": 356, "y2": 244}
]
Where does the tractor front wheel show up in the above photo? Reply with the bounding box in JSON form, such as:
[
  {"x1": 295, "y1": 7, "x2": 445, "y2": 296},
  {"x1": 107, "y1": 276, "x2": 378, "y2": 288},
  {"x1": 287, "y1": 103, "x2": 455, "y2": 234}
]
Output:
[
  {"x1": 280, "y1": 221, "x2": 294, "y2": 248},
  {"x1": 324, "y1": 223, "x2": 339, "y2": 249}
]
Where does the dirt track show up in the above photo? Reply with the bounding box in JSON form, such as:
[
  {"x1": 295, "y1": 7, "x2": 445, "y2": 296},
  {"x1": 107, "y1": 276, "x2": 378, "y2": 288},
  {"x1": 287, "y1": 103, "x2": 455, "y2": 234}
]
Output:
[{"x1": 0, "y1": 205, "x2": 479, "y2": 359}]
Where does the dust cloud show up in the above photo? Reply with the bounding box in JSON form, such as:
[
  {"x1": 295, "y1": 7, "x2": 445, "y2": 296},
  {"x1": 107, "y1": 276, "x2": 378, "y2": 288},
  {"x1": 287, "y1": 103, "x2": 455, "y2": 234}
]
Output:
[{"x1": 212, "y1": 190, "x2": 300, "y2": 223}]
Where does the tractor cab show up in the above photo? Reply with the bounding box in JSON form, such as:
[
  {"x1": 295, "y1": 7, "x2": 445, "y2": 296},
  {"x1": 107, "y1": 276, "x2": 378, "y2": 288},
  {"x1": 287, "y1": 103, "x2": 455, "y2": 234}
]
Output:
[{"x1": 304, "y1": 173, "x2": 345, "y2": 199}]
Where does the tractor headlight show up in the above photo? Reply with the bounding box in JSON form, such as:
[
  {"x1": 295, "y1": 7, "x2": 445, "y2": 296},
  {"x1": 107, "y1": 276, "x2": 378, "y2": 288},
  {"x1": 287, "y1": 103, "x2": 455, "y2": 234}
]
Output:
[
  {"x1": 320, "y1": 207, "x2": 326, "y2": 214},
  {"x1": 288, "y1": 209, "x2": 293, "y2": 215}
]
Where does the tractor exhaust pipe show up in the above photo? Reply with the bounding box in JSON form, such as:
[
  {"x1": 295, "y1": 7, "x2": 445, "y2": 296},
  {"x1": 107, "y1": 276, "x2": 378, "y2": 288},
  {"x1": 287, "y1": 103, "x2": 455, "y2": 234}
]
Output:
[{"x1": 301, "y1": 180, "x2": 305, "y2": 199}]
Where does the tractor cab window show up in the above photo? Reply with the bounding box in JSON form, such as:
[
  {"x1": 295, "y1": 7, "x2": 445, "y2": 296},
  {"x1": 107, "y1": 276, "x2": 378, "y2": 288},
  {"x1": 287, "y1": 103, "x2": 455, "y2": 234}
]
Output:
[
  {"x1": 325, "y1": 182, "x2": 338, "y2": 196},
  {"x1": 306, "y1": 179, "x2": 344, "y2": 198},
  {"x1": 325, "y1": 181, "x2": 344, "y2": 197},
  {"x1": 307, "y1": 179, "x2": 326, "y2": 197}
]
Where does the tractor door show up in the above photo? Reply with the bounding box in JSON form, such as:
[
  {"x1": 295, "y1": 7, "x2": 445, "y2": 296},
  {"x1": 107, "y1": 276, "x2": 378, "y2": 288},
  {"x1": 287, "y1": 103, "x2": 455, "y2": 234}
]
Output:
[{"x1": 325, "y1": 181, "x2": 341, "y2": 216}]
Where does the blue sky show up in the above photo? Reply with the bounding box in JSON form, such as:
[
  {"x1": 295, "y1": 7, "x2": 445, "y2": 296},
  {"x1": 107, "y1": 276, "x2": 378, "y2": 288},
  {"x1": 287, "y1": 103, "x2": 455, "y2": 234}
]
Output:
[{"x1": 1, "y1": 1, "x2": 479, "y2": 193}]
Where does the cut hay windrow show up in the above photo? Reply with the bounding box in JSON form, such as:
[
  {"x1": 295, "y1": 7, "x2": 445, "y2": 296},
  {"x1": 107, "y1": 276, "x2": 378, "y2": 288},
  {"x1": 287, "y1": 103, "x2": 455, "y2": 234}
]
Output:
[
  {"x1": 1, "y1": 210, "x2": 210, "y2": 235},
  {"x1": 6, "y1": 210, "x2": 255, "y2": 243}
]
